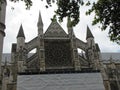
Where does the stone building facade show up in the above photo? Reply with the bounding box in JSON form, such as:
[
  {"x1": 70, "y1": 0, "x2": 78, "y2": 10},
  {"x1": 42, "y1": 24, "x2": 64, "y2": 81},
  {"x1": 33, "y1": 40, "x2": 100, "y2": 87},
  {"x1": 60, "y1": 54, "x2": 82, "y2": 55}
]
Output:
[
  {"x1": 0, "y1": 0, "x2": 120, "y2": 90},
  {"x1": 13, "y1": 14, "x2": 101, "y2": 73},
  {"x1": 1, "y1": 12, "x2": 102, "y2": 90},
  {"x1": 7, "y1": 13, "x2": 103, "y2": 90}
]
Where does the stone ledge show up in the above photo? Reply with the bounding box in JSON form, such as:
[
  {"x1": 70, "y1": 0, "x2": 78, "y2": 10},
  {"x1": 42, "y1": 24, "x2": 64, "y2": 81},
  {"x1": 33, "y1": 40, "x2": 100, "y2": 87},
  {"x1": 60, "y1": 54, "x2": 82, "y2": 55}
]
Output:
[{"x1": 18, "y1": 69, "x2": 100, "y2": 75}]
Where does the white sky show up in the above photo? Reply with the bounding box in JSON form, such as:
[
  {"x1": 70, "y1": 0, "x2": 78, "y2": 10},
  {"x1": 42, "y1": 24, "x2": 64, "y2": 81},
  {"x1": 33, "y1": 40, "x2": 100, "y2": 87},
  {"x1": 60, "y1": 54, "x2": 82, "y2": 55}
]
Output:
[{"x1": 3, "y1": 0, "x2": 120, "y2": 53}]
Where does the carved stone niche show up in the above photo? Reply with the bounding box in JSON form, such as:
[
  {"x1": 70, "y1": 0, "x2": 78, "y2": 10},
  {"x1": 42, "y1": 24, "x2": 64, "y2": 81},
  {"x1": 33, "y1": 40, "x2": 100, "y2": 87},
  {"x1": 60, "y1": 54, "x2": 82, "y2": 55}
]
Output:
[{"x1": 44, "y1": 39, "x2": 73, "y2": 70}]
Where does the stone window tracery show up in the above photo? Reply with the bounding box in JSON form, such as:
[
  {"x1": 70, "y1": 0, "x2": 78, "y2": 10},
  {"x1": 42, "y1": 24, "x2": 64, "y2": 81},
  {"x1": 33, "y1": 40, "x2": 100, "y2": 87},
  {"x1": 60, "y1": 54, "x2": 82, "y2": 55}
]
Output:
[{"x1": 44, "y1": 39, "x2": 72, "y2": 68}]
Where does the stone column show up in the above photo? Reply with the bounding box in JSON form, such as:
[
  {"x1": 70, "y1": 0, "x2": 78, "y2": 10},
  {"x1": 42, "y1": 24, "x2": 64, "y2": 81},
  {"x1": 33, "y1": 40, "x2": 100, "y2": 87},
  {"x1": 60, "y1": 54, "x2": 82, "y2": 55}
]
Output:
[
  {"x1": 0, "y1": 23, "x2": 5, "y2": 79},
  {"x1": 72, "y1": 38, "x2": 81, "y2": 71},
  {"x1": 38, "y1": 36, "x2": 45, "y2": 72},
  {"x1": 73, "y1": 49, "x2": 81, "y2": 71},
  {"x1": 0, "y1": 0, "x2": 7, "y2": 80}
]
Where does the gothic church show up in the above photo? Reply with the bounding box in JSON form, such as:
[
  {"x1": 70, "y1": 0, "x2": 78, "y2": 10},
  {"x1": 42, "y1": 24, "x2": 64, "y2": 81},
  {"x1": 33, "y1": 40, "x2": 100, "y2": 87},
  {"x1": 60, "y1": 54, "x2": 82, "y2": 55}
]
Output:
[{"x1": 0, "y1": 0, "x2": 120, "y2": 90}]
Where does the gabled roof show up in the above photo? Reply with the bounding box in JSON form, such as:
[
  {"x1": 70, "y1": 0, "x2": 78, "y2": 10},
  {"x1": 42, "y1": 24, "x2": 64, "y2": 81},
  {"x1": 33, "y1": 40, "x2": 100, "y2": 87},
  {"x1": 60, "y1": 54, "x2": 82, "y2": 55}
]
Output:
[
  {"x1": 17, "y1": 25, "x2": 25, "y2": 38},
  {"x1": 86, "y1": 26, "x2": 94, "y2": 39},
  {"x1": 44, "y1": 21, "x2": 68, "y2": 38}
]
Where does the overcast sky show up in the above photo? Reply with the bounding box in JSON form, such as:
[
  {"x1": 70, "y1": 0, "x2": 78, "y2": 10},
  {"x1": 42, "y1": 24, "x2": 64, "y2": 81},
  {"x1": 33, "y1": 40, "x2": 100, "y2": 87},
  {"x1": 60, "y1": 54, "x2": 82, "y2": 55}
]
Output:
[{"x1": 3, "y1": 0, "x2": 120, "y2": 53}]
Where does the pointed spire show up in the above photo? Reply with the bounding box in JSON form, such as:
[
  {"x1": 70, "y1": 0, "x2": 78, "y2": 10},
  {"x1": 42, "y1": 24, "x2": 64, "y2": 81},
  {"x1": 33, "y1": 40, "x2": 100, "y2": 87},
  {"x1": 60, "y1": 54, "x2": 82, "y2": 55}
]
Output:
[
  {"x1": 17, "y1": 25, "x2": 25, "y2": 38},
  {"x1": 37, "y1": 11, "x2": 43, "y2": 27},
  {"x1": 95, "y1": 43, "x2": 100, "y2": 52},
  {"x1": 109, "y1": 55, "x2": 113, "y2": 63},
  {"x1": 86, "y1": 25, "x2": 94, "y2": 39},
  {"x1": 67, "y1": 17, "x2": 73, "y2": 28},
  {"x1": 67, "y1": 17, "x2": 75, "y2": 37}
]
